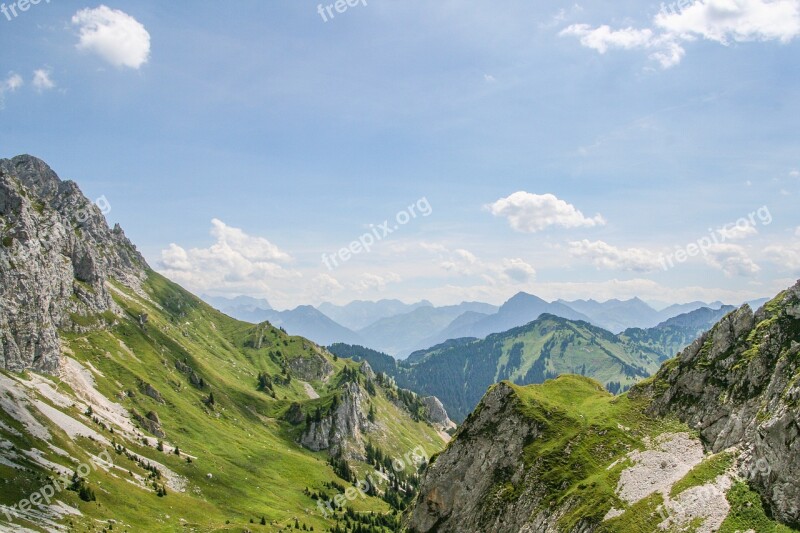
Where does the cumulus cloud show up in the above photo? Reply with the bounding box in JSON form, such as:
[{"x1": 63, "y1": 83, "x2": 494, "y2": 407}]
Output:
[
  {"x1": 655, "y1": 0, "x2": 800, "y2": 43},
  {"x1": 703, "y1": 243, "x2": 761, "y2": 277},
  {"x1": 420, "y1": 242, "x2": 536, "y2": 285},
  {"x1": 0, "y1": 72, "x2": 23, "y2": 110},
  {"x1": 560, "y1": 25, "x2": 655, "y2": 53},
  {"x1": 764, "y1": 242, "x2": 800, "y2": 271},
  {"x1": 487, "y1": 192, "x2": 605, "y2": 233},
  {"x1": 500, "y1": 258, "x2": 537, "y2": 283},
  {"x1": 569, "y1": 239, "x2": 663, "y2": 272},
  {"x1": 717, "y1": 222, "x2": 758, "y2": 240},
  {"x1": 72, "y1": 5, "x2": 151, "y2": 69},
  {"x1": 4, "y1": 73, "x2": 23, "y2": 91},
  {"x1": 561, "y1": 0, "x2": 800, "y2": 69},
  {"x1": 159, "y1": 219, "x2": 297, "y2": 297},
  {"x1": 32, "y1": 69, "x2": 55, "y2": 92}
]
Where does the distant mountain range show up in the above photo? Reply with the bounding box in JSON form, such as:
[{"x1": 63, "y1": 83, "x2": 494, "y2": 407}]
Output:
[
  {"x1": 317, "y1": 299, "x2": 433, "y2": 330},
  {"x1": 330, "y1": 304, "x2": 736, "y2": 422},
  {"x1": 204, "y1": 292, "x2": 766, "y2": 360}
]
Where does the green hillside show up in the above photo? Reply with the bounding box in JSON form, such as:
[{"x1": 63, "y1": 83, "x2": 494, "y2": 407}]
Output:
[
  {"x1": 0, "y1": 272, "x2": 446, "y2": 532},
  {"x1": 395, "y1": 314, "x2": 663, "y2": 421}
]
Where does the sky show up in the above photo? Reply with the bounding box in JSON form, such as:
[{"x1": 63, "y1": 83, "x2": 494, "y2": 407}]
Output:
[{"x1": 1, "y1": 0, "x2": 799, "y2": 310}]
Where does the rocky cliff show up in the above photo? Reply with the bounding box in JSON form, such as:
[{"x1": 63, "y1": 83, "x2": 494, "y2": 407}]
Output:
[
  {"x1": 640, "y1": 281, "x2": 800, "y2": 526},
  {"x1": 407, "y1": 281, "x2": 800, "y2": 532},
  {"x1": 0, "y1": 155, "x2": 147, "y2": 373}
]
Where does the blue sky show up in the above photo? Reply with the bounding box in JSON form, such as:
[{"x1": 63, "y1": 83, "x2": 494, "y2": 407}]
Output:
[{"x1": 1, "y1": 0, "x2": 799, "y2": 309}]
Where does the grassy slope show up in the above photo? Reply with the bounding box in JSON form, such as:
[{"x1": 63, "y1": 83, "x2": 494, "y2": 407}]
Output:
[
  {"x1": 495, "y1": 376, "x2": 797, "y2": 532},
  {"x1": 396, "y1": 316, "x2": 663, "y2": 422},
  {"x1": 0, "y1": 272, "x2": 445, "y2": 532}
]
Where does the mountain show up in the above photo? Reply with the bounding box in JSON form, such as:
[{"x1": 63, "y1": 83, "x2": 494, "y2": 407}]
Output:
[
  {"x1": 0, "y1": 156, "x2": 449, "y2": 532},
  {"x1": 393, "y1": 314, "x2": 663, "y2": 422},
  {"x1": 336, "y1": 304, "x2": 732, "y2": 424},
  {"x1": 356, "y1": 302, "x2": 498, "y2": 357},
  {"x1": 619, "y1": 305, "x2": 736, "y2": 361},
  {"x1": 435, "y1": 292, "x2": 593, "y2": 342},
  {"x1": 256, "y1": 305, "x2": 364, "y2": 346},
  {"x1": 204, "y1": 295, "x2": 364, "y2": 347},
  {"x1": 203, "y1": 294, "x2": 272, "y2": 322},
  {"x1": 558, "y1": 297, "x2": 661, "y2": 332},
  {"x1": 317, "y1": 299, "x2": 434, "y2": 331},
  {"x1": 408, "y1": 281, "x2": 800, "y2": 532}
]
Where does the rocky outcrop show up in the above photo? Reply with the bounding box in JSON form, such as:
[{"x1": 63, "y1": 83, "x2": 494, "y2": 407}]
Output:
[
  {"x1": 420, "y1": 396, "x2": 452, "y2": 428},
  {"x1": 637, "y1": 281, "x2": 800, "y2": 527},
  {"x1": 138, "y1": 381, "x2": 165, "y2": 404},
  {"x1": 300, "y1": 382, "x2": 372, "y2": 459},
  {"x1": 133, "y1": 409, "x2": 166, "y2": 438},
  {"x1": 407, "y1": 382, "x2": 584, "y2": 533},
  {"x1": 0, "y1": 155, "x2": 147, "y2": 373},
  {"x1": 288, "y1": 352, "x2": 334, "y2": 382}
]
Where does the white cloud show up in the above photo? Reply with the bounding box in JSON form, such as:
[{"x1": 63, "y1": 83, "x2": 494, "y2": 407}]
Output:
[
  {"x1": 569, "y1": 239, "x2": 663, "y2": 272},
  {"x1": 5, "y1": 73, "x2": 23, "y2": 91},
  {"x1": 483, "y1": 74, "x2": 497, "y2": 83},
  {"x1": 703, "y1": 243, "x2": 761, "y2": 277},
  {"x1": 655, "y1": 0, "x2": 800, "y2": 44},
  {"x1": 487, "y1": 191, "x2": 605, "y2": 233},
  {"x1": 795, "y1": 226, "x2": 800, "y2": 237},
  {"x1": 72, "y1": 5, "x2": 151, "y2": 69},
  {"x1": 32, "y1": 69, "x2": 55, "y2": 92},
  {"x1": 717, "y1": 223, "x2": 758, "y2": 240},
  {"x1": 158, "y1": 219, "x2": 297, "y2": 298},
  {"x1": 560, "y1": 24, "x2": 655, "y2": 53},
  {"x1": 790, "y1": 170, "x2": 800, "y2": 178},
  {"x1": 0, "y1": 72, "x2": 23, "y2": 110},
  {"x1": 500, "y1": 258, "x2": 537, "y2": 283},
  {"x1": 764, "y1": 242, "x2": 800, "y2": 271},
  {"x1": 562, "y1": 0, "x2": 800, "y2": 69}
]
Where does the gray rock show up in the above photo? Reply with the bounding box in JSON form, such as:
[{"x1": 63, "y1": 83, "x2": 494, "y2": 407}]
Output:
[
  {"x1": 0, "y1": 155, "x2": 147, "y2": 373},
  {"x1": 421, "y1": 396, "x2": 452, "y2": 427},
  {"x1": 640, "y1": 281, "x2": 800, "y2": 527},
  {"x1": 300, "y1": 382, "x2": 372, "y2": 459}
]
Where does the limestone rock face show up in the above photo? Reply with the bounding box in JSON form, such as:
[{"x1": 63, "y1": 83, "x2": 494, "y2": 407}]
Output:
[
  {"x1": 287, "y1": 352, "x2": 334, "y2": 382},
  {"x1": 639, "y1": 283, "x2": 800, "y2": 527},
  {"x1": 300, "y1": 382, "x2": 372, "y2": 459},
  {"x1": 0, "y1": 155, "x2": 148, "y2": 373},
  {"x1": 407, "y1": 382, "x2": 580, "y2": 533},
  {"x1": 421, "y1": 396, "x2": 452, "y2": 428}
]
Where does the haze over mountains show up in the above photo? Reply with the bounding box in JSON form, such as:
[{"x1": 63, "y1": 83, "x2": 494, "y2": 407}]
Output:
[{"x1": 205, "y1": 292, "x2": 748, "y2": 359}]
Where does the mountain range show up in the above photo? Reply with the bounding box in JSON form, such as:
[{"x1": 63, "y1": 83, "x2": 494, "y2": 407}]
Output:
[
  {"x1": 329, "y1": 304, "x2": 734, "y2": 422},
  {"x1": 207, "y1": 292, "x2": 743, "y2": 360},
  {"x1": 4, "y1": 155, "x2": 796, "y2": 532},
  {"x1": 407, "y1": 283, "x2": 800, "y2": 532},
  {"x1": 0, "y1": 155, "x2": 449, "y2": 532}
]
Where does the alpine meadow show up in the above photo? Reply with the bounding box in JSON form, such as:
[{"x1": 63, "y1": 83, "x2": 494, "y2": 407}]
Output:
[{"x1": 2, "y1": 2, "x2": 800, "y2": 533}]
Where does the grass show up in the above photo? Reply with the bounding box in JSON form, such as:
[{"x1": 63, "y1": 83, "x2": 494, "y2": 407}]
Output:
[
  {"x1": 0, "y1": 271, "x2": 446, "y2": 531},
  {"x1": 670, "y1": 451, "x2": 734, "y2": 497},
  {"x1": 719, "y1": 482, "x2": 798, "y2": 533},
  {"x1": 507, "y1": 376, "x2": 688, "y2": 530}
]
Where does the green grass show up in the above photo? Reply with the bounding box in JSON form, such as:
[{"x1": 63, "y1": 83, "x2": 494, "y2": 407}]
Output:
[
  {"x1": 719, "y1": 482, "x2": 798, "y2": 533},
  {"x1": 507, "y1": 376, "x2": 688, "y2": 530},
  {"x1": 0, "y1": 271, "x2": 446, "y2": 532},
  {"x1": 670, "y1": 451, "x2": 734, "y2": 497}
]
